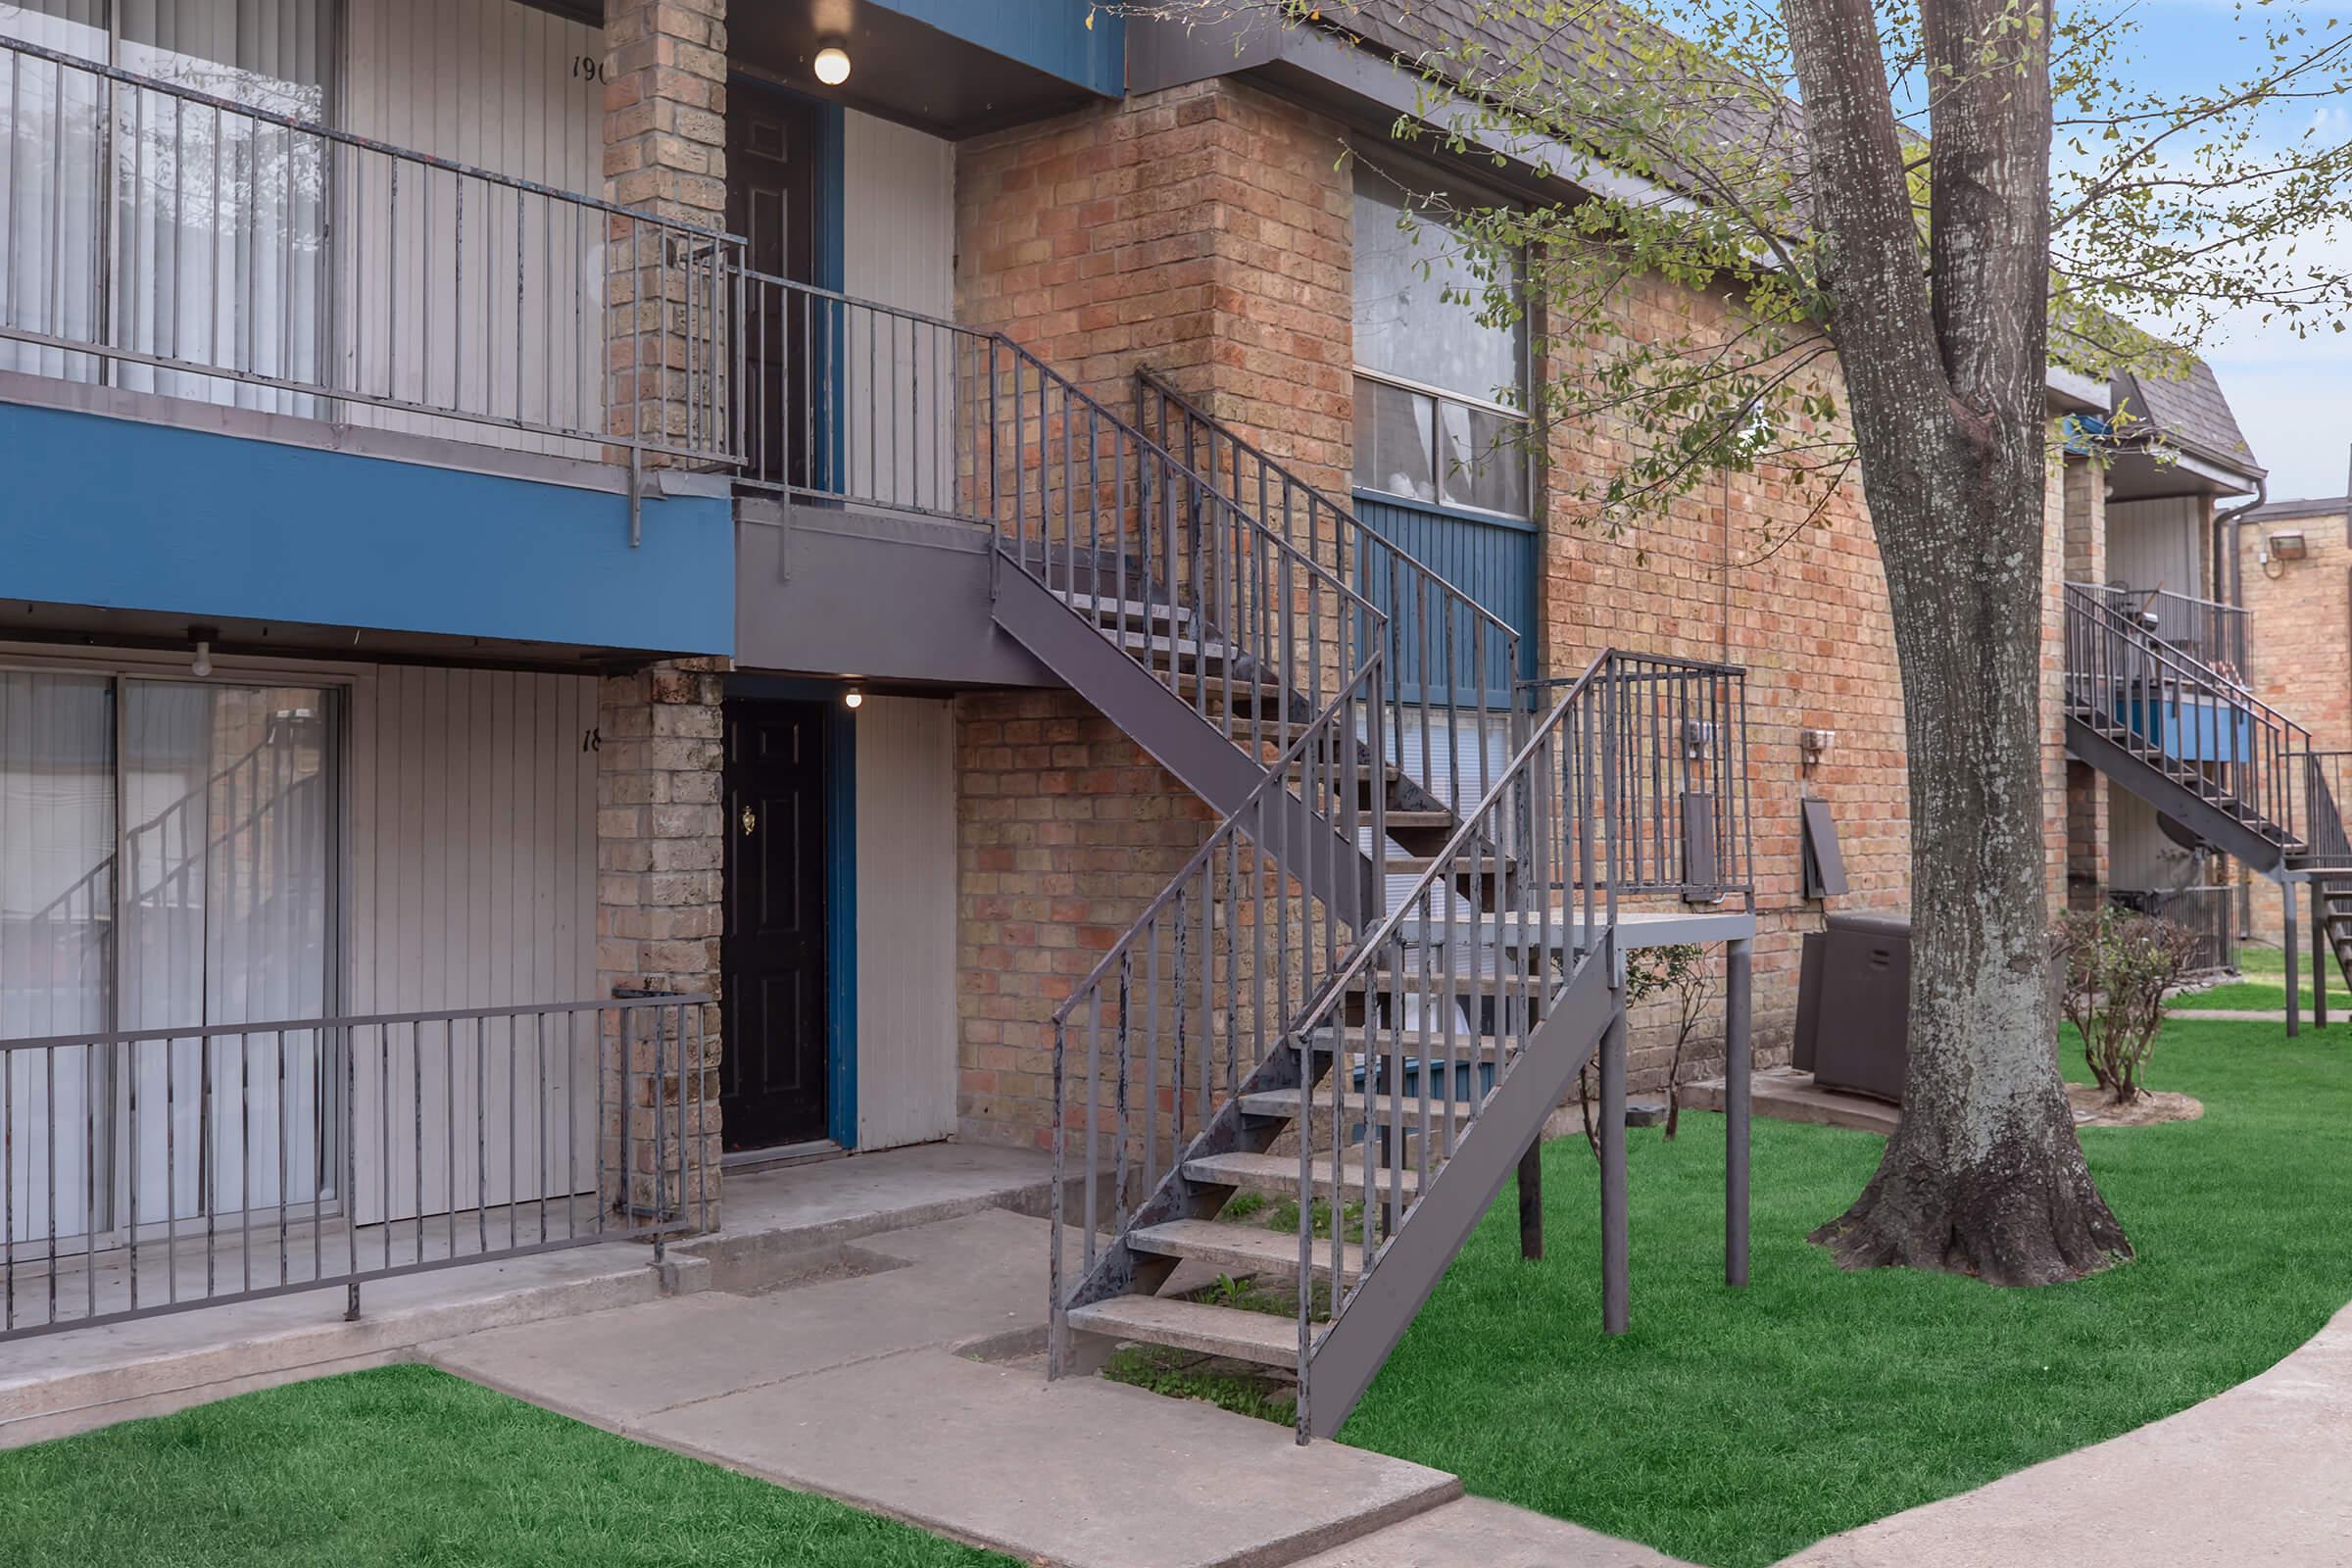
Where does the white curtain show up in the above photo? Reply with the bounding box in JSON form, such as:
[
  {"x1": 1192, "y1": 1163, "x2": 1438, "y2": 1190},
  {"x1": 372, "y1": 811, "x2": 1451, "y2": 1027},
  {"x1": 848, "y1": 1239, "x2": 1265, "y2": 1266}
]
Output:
[
  {"x1": 0, "y1": 671, "x2": 114, "y2": 1243},
  {"x1": 0, "y1": 672, "x2": 334, "y2": 1245},
  {"x1": 120, "y1": 681, "x2": 332, "y2": 1223},
  {"x1": 0, "y1": 0, "x2": 329, "y2": 411}
]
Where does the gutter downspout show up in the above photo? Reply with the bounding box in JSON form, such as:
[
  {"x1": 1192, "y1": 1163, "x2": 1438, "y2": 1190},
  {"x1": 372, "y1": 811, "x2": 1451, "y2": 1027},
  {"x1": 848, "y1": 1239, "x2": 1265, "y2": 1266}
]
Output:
[{"x1": 2215, "y1": 476, "x2": 2266, "y2": 942}]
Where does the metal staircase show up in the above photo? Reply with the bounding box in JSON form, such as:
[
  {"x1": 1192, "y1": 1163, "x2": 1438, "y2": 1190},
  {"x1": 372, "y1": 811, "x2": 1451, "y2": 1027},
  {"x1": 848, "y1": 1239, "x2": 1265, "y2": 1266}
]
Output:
[
  {"x1": 2062, "y1": 581, "x2": 2352, "y2": 997},
  {"x1": 730, "y1": 271, "x2": 1754, "y2": 1435}
]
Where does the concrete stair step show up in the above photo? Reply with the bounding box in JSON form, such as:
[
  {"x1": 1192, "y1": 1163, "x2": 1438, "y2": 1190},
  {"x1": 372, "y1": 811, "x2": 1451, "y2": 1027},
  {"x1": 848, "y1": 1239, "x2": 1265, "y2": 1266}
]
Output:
[
  {"x1": 1186, "y1": 1150, "x2": 1426, "y2": 1200},
  {"x1": 1064, "y1": 1294, "x2": 1307, "y2": 1367},
  {"x1": 1068, "y1": 592, "x2": 1194, "y2": 632},
  {"x1": 1126, "y1": 1218, "x2": 1370, "y2": 1281},
  {"x1": 1239, "y1": 1083, "x2": 1479, "y2": 1127}
]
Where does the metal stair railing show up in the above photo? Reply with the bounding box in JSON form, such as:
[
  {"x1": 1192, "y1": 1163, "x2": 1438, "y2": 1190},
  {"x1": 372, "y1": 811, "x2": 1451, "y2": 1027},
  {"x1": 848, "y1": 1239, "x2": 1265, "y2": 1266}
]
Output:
[
  {"x1": 1136, "y1": 369, "x2": 1521, "y2": 817},
  {"x1": 2062, "y1": 581, "x2": 2308, "y2": 849},
  {"x1": 732, "y1": 270, "x2": 1384, "y2": 772},
  {"x1": 2299, "y1": 752, "x2": 2352, "y2": 873},
  {"x1": 1281, "y1": 649, "x2": 1627, "y2": 1438},
  {"x1": 1048, "y1": 656, "x2": 1389, "y2": 1360}
]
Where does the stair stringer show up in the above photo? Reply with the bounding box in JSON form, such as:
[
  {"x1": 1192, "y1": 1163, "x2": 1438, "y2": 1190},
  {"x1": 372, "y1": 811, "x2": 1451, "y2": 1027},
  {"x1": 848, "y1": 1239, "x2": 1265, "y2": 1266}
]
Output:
[
  {"x1": 2064, "y1": 715, "x2": 2292, "y2": 878},
  {"x1": 993, "y1": 562, "x2": 1382, "y2": 921},
  {"x1": 1302, "y1": 949, "x2": 1621, "y2": 1440}
]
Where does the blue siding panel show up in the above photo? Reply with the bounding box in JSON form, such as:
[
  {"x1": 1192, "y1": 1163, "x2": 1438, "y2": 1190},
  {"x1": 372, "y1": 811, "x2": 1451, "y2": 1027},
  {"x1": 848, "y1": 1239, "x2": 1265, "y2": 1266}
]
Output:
[
  {"x1": 864, "y1": 0, "x2": 1122, "y2": 97},
  {"x1": 1353, "y1": 492, "x2": 1539, "y2": 702},
  {"x1": 0, "y1": 404, "x2": 735, "y2": 656}
]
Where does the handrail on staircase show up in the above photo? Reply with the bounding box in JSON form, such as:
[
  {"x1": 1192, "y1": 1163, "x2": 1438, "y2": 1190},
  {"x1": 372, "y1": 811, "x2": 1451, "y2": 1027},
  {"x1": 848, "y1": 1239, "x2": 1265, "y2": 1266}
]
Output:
[
  {"x1": 1278, "y1": 651, "x2": 1620, "y2": 1429},
  {"x1": 1137, "y1": 368, "x2": 1522, "y2": 815}
]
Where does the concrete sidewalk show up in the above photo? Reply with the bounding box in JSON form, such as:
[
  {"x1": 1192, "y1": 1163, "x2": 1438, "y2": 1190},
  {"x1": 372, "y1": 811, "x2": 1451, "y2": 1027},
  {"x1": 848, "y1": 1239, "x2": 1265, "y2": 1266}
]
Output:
[
  {"x1": 422, "y1": 1203, "x2": 1676, "y2": 1568},
  {"x1": 1778, "y1": 1298, "x2": 2352, "y2": 1566}
]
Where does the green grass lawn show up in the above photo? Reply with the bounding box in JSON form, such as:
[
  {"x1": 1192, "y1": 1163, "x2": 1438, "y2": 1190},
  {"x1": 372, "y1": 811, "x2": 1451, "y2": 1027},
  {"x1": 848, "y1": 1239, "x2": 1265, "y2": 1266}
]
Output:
[
  {"x1": 0, "y1": 1364, "x2": 1014, "y2": 1568},
  {"x1": 2176, "y1": 942, "x2": 2333, "y2": 1013},
  {"x1": 1341, "y1": 1016, "x2": 2352, "y2": 1568}
]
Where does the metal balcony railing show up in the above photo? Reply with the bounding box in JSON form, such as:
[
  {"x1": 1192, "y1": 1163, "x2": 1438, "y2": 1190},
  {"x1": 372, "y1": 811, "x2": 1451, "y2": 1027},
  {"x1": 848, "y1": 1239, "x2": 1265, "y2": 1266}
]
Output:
[
  {"x1": 0, "y1": 33, "x2": 739, "y2": 467},
  {"x1": 2089, "y1": 582, "x2": 2251, "y2": 679},
  {"x1": 0, "y1": 994, "x2": 710, "y2": 1342},
  {"x1": 733, "y1": 266, "x2": 1382, "y2": 767},
  {"x1": 1520, "y1": 656, "x2": 1755, "y2": 905}
]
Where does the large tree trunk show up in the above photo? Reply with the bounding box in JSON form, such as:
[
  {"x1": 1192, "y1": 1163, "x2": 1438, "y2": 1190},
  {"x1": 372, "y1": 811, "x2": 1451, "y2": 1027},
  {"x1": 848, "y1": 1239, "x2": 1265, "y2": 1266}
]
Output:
[{"x1": 1784, "y1": 0, "x2": 2130, "y2": 1283}]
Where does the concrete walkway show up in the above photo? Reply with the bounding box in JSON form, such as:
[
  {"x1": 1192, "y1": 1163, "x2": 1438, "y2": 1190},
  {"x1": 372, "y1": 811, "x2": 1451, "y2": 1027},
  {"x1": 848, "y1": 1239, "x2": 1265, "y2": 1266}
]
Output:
[
  {"x1": 422, "y1": 1200, "x2": 1674, "y2": 1568},
  {"x1": 1778, "y1": 1298, "x2": 2352, "y2": 1566}
]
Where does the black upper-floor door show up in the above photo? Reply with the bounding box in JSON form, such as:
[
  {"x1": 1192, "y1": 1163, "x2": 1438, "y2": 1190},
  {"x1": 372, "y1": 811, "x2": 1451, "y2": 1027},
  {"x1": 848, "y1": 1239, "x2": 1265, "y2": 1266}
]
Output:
[{"x1": 727, "y1": 77, "x2": 823, "y2": 490}]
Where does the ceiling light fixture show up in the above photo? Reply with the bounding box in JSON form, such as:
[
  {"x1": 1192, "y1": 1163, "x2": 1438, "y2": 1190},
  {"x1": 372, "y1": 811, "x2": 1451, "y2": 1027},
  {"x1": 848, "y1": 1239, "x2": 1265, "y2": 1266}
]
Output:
[
  {"x1": 188, "y1": 624, "x2": 218, "y2": 678},
  {"x1": 843, "y1": 686, "x2": 864, "y2": 710},
  {"x1": 813, "y1": 44, "x2": 852, "y2": 86}
]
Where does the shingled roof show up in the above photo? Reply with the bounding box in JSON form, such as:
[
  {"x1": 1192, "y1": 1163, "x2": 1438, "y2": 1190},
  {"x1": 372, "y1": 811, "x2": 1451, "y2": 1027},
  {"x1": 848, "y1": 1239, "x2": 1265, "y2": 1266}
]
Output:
[{"x1": 2110, "y1": 361, "x2": 2264, "y2": 479}]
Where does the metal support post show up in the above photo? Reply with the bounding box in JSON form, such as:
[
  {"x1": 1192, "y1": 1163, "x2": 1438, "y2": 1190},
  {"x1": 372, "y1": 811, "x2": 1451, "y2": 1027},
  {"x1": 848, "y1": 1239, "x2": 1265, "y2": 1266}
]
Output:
[{"x1": 1725, "y1": 935, "x2": 1753, "y2": 1288}]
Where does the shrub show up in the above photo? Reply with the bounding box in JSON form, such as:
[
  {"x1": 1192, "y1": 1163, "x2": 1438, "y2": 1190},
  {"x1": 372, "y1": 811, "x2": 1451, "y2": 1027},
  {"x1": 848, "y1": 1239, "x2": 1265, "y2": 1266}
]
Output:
[{"x1": 2051, "y1": 906, "x2": 2202, "y2": 1103}]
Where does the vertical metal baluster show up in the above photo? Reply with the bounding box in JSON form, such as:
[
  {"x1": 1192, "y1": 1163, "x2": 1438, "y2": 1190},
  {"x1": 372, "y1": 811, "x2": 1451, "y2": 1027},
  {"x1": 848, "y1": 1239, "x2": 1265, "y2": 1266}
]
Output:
[
  {"x1": 476, "y1": 1017, "x2": 489, "y2": 1255},
  {"x1": 1083, "y1": 998, "x2": 1100, "y2": 1272}
]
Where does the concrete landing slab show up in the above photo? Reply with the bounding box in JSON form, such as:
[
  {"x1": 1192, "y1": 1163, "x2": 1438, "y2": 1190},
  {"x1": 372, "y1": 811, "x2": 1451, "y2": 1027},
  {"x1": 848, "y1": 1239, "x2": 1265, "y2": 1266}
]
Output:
[
  {"x1": 1293, "y1": 1495, "x2": 1695, "y2": 1567},
  {"x1": 1685, "y1": 1067, "x2": 1897, "y2": 1135},
  {"x1": 1777, "y1": 1299, "x2": 2352, "y2": 1567},
  {"x1": 427, "y1": 1209, "x2": 1053, "y2": 1422},
  {"x1": 1, "y1": 1242, "x2": 689, "y2": 1449},
  {"x1": 685, "y1": 1142, "x2": 1064, "y2": 1287},
  {"x1": 638, "y1": 1349, "x2": 1462, "y2": 1568}
]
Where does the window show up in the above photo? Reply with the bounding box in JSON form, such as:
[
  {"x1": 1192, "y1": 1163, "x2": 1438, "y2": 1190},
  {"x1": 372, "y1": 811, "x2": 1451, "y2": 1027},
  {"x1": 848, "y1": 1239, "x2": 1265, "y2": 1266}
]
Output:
[
  {"x1": 1351, "y1": 169, "x2": 1532, "y2": 518},
  {"x1": 2, "y1": 669, "x2": 339, "y2": 1241}
]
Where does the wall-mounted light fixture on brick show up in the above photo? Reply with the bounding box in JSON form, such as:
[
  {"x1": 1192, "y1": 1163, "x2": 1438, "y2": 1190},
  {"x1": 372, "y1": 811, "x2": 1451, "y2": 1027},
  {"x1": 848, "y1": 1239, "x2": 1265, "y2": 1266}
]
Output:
[{"x1": 1799, "y1": 728, "x2": 1837, "y2": 771}]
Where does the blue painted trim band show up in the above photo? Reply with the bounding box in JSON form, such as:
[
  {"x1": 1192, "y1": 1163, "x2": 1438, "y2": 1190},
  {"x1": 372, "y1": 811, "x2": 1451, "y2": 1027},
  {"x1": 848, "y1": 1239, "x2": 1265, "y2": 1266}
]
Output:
[
  {"x1": 825, "y1": 699, "x2": 859, "y2": 1150},
  {"x1": 0, "y1": 402, "x2": 734, "y2": 654},
  {"x1": 817, "y1": 99, "x2": 849, "y2": 494},
  {"x1": 862, "y1": 0, "x2": 1122, "y2": 98}
]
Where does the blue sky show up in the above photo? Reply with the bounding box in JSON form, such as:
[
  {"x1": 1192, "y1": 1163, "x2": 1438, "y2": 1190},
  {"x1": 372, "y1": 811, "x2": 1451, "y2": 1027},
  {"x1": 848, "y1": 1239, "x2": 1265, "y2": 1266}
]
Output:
[{"x1": 2120, "y1": 1, "x2": 2352, "y2": 498}]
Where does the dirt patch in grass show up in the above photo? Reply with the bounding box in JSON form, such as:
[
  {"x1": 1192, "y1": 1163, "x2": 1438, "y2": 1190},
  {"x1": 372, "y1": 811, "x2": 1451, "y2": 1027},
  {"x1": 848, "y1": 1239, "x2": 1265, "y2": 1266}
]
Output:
[{"x1": 2068, "y1": 1083, "x2": 2204, "y2": 1128}]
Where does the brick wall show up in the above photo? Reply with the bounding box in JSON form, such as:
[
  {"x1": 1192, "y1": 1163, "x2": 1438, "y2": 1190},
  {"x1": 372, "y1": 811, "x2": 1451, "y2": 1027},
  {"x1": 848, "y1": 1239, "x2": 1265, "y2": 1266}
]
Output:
[
  {"x1": 2062, "y1": 456, "x2": 2110, "y2": 909},
  {"x1": 2241, "y1": 503, "x2": 2352, "y2": 939},
  {"x1": 954, "y1": 690, "x2": 1218, "y2": 1148}
]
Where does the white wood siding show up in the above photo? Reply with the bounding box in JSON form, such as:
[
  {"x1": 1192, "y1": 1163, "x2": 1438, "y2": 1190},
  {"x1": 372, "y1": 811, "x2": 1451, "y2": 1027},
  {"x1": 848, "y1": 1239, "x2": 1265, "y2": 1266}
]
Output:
[
  {"x1": 841, "y1": 110, "x2": 956, "y2": 511},
  {"x1": 340, "y1": 0, "x2": 606, "y2": 455},
  {"x1": 854, "y1": 695, "x2": 957, "y2": 1151},
  {"x1": 347, "y1": 663, "x2": 598, "y2": 1221},
  {"x1": 2108, "y1": 496, "x2": 2206, "y2": 599}
]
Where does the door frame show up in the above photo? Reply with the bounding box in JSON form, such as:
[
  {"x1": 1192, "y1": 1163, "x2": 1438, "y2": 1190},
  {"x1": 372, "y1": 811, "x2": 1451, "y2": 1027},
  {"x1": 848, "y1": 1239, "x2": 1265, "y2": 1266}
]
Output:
[{"x1": 720, "y1": 675, "x2": 858, "y2": 1152}]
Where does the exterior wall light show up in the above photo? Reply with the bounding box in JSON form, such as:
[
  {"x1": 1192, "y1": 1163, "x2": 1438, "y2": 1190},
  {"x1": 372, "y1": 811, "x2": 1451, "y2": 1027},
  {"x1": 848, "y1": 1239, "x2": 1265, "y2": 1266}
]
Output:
[
  {"x1": 813, "y1": 45, "x2": 852, "y2": 86},
  {"x1": 1799, "y1": 727, "x2": 1836, "y2": 769},
  {"x1": 2269, "y1": 530, "x2": 2309, "y2": 563},
  {"x1": 843, "y1": 686, "x2": 864, "y2": 710}
]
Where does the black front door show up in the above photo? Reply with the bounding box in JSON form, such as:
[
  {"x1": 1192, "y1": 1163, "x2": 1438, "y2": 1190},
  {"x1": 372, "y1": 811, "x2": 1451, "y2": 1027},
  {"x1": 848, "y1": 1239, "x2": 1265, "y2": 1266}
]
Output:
[
  {"x1": 727, "y1": 79, "x2": 823, "y2": 490},
  {"x1": 721, "y1": 700, "x2": 829, "y2": 1150}
]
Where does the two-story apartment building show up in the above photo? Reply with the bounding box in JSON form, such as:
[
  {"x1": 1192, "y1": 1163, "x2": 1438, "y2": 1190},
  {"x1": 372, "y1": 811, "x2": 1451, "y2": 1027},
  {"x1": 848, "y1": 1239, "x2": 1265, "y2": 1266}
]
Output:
[{"x1": 0, "y1": 0, "x2": 2316, "y2": 1437}]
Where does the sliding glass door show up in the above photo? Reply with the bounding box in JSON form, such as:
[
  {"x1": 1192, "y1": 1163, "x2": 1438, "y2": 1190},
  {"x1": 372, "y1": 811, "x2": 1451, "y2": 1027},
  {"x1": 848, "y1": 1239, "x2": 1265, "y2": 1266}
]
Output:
[{"x1": 0, "y1": 670, "x2": 337, "y2": 1247}]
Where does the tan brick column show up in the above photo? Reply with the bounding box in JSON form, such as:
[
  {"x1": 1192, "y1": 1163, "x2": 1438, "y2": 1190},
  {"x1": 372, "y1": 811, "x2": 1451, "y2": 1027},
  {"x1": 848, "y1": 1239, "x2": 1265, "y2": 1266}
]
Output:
[
  {"x1": 599, "y1": 1, "x2": 729, "y2": 1228},
  {"x1": 597, "y1": 662, "x2": 726, "y2": 1228},
  {"x1": 604, "y1": 0, "x2": 728, "y2": 457}
]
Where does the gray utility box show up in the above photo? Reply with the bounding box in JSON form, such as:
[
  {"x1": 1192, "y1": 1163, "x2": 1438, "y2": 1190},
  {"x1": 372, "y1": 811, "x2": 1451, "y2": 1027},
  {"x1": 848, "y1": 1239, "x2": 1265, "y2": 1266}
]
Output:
[{"x1": 1792, "y1": 912, "x2": 1912, "y2": 1103}]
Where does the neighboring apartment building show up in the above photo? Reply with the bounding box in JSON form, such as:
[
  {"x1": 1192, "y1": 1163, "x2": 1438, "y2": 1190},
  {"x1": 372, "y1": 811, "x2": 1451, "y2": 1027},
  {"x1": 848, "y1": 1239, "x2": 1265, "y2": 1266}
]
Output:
[
  {"x1": 2234, "y1": 488, "x2": 2352, "y2": 940},
  {"x1": 0, "y1": 0, "x2": 2314, "y2": 1434}
]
